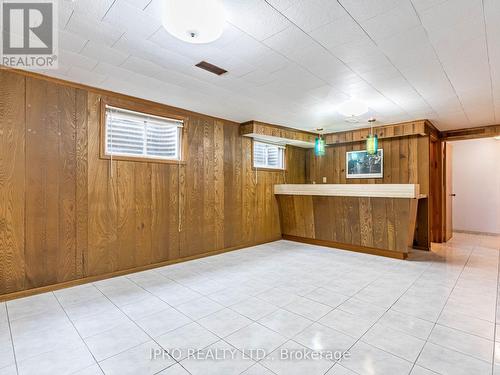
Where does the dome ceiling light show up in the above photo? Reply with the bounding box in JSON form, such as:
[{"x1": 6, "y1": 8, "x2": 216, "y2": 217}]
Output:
[
  {"x1": 162, "y1": 0, "x2": 226, "y2": 44},
  {"x1": 337, "y1": 99, "x2": 369, "y2": 119}
]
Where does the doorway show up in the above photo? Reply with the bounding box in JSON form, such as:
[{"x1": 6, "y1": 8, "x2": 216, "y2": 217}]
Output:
[{"x1": 446, "y1": 137, "x2": 500, "y2": 237}]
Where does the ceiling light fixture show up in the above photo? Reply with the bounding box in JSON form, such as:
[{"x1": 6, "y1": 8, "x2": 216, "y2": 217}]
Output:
[
  {"x1": 162, "y1": 0, "x2": 226, "y2": 44},
  {"x1": 337, "y1": 99, "x2": 369, "y2": 118}
]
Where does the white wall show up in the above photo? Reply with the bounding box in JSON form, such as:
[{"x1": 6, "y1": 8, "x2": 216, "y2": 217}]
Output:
[{"x1": 451, "y1": 138, "x2": 500, "y2": 235}]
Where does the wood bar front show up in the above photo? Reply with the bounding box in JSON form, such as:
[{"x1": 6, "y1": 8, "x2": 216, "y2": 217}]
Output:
[{"x1": 275, "y1": 184, "x2": 428, "y2": 259}]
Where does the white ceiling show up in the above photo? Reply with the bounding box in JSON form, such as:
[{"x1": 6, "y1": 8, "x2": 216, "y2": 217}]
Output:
[{"x1": 42, "y1": 0, "x2": 500, "y2": 132}]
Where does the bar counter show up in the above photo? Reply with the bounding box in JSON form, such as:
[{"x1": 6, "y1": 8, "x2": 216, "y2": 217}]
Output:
[{"x1": 275, "y1": 184, "x2": 428, "y2": 259}]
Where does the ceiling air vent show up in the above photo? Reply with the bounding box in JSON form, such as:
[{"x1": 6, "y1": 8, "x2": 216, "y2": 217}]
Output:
[{"x1": 195, "y1": 61, "x2": 227, "y2": 76}]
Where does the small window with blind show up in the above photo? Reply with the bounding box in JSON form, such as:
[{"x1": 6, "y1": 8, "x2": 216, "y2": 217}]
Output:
[
  {"x1": 103, "y1": 105, "x2": 183, "y2": 162},
  {"x1": 253, "y1": 141, "x2": 285, "y2": 170}
]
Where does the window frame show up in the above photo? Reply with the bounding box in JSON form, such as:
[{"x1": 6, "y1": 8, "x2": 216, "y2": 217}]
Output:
[
  {"x1": 252, "y1": 140, "x2": 286, "y2": 171},
  {"x1": 99, "y1": 98, "x2": 187, "y2": 164}
]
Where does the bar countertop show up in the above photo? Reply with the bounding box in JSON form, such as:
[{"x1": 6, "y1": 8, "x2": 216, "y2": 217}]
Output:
[{"x1": 274, "y1": 183, "x2": 427, "y2": 199}]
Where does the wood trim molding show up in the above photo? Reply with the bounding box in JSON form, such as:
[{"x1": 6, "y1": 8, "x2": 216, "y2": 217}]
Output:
[
  {"x1": 0, "y1": 238, "x2": 280, "y2": 302},
  {"x1": 324, "y1": 120, "x2": 439, "y2": 145},
  {"x1": 441, "y1": 124, "x2": 500, "y2": 141},
  {"x1": 98, "y1": 97, "x2": 189, "y2": 165},
  {"x1": 283, "y1": 235, "x2": 408, "y2": 260}
]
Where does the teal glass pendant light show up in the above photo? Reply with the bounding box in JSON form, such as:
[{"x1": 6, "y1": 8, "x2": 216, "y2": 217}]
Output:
[
  {"x1": 366, "y1": 118, "x2": 378, "y2": 155},
  {"x1": 315, "y1": 128, "x2": 326, "y2": 156}
]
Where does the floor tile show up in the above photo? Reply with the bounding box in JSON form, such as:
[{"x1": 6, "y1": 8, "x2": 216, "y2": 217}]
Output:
[
  {"x1": 305, "y1": 288, "x2": 349, "y2": 308},
  {"x1": 156, "y1": 364, "x2": 191, "y2": 375},
  {"x1": 73, "y1": 308, "x2": 130, "y2": 338},
  {"x1": 7, "y1": 294, "x2": 62, "y2": 321},
  {"x1": 417, "y1": 342, "x2": 491, "y2": 375},
  {"x1": 261, "y1": 341, "x2": 335, "y2": 375},
  {"x1": 84, "y1": 321, "x2": 150, "y2": 361},
  {"x1": 319, "y1": 309, "x2": 374, "y2": 339},
  {"x1": 198, "y1": 309, "x2": 252, "y2": 338},
  {"x1": 256, "y1": 288, "x2": 300, "y2": 307},
  {"x1": 241, "y1": 363, "x2": 275, "y2": 374},
  {"x1": 258, "y1": 309, "x2": 313, "y2": 338},
  {"x1": 283, "y1": 296, "x2": 333, "y2": 321},
  {"x1": 0, "y1": 366, "x2": 18, "y2": 375},
  {"x1": 119, "y1": 295, "x2": 171, "y2": 321},
  {"x1": 378, "y1": 310, "x2": 434, "y2": 340},
  {"x1": 72, "y1": 364, "x2": 104, "y2": 375},
  {"x1": 207, "y1": 289, "x2": 250, "y2": 307},
  {"x1": 230, "y1": 297, "x2": 278, "y2": 320},
  {"x1": 340, "y1": 341, "x2": 413, "y2": 375},
  {"x1": 176, "y1": 297, "x2": 224, "y2": 320},
  {"x1": 428, "y1": 324, "x2": 494, "y2": 362},
  {"x1": 225, "y1": 322, "x2": 287, "y2": 360},
  {"x1": 325, "y1": 363, "x2": 359, "y2": 374},
  {"x1": 438, "y1": 309, "x2": 495, "y2": 340},
  {"x1": 99, "y1": 341, "x2": 174, "y2": 375},
  {"x1": 17, "y1": 341, "x2": 95, "y2": 375},
  {"x1": 293, "y1": 322, "x2": 356, "y2": 356},
  {"x1": 134, "y1": 307, "x2": 192, "y2": 337},
  {"x1": 180, "y1": 341, "x2": 255, "y2": 375},
  {"x1": 156, "y1": 322, "x2": 219, "y2": 361},
  {"x1": 361, "y1": 322, "x2": 426, "y2": 362},
  {"x1": 54, "y1": 285, "x2": 103, "y2": 307}
]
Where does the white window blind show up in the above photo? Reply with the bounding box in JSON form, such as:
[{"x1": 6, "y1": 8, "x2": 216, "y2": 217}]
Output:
[
  {"x1": 105, "y1": 105, "x2": 183, "y2": 161},
  {"x1": 253, "y1": 141, "x2": 285, "y2": 169}
]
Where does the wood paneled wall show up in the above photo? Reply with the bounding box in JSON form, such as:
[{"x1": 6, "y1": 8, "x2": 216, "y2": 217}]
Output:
[
  {"x1": 0, "y1": 69, "x2": 307, "y2": 297},
  {"x1": 306, "y1": 136, "x2": 430, "y2": 194},
  {"x1": 306, "y1": 135, "x2": 432, "y2": 248}
]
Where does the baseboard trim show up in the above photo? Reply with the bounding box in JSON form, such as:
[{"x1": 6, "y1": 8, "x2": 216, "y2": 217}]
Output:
[
  {"x1": 282, "y1": 235, "x2": 408, "y2": 260},
  {"x1": 454, "y1": 230, "x2": 500, "y2": 237},
  {"x1": 0, "y1": 238, "x2": 280, "y2": 302}
]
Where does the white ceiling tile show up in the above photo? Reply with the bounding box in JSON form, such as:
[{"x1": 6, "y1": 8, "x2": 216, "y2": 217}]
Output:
[
  {"x1": 361, "y1": 1, "x2": 420, "y2": 41},
  {"x1": 280, "y1": 0, "x2": 347, "y2": 32},
  {"x1": 80, "y1": 41, "x2": 129, "y2": 66},
  {"x1": 58, "y1": 49, "x2": 98, "y2": 71},
  {"x1": 66, "y1": 66, "x2": 107, "y2": 86},
  {"x1": 93, "y1": 62, "x2": 136, "y2": 81},
  {"x1": 65, "y1": 12, "x2": 123, "y2": 46},
  {"x1": 418, "y1": 0, "x2": 483, "y2": 32},
  {"x1": 103, "y1": 0, "x2": 161, "y2": 38},
  {"x1": 309, "y1": 17, "x2": 369, "y2": 51},
  {"x1": 411, "y1": 0, "x2": 448, "y2": 14},
  {"x1": 59, "y1": 30, "x2": 88, "y2": 53},
  {"x1": 63, "y1": 0, "x2": 116, "y2": 22},
  {"x1": 263, "y1": 25, "x2": 311, "y2": 57},
  {"x1": 224, "y1": 0, "x2": 291, "y2": 41},
  {"x1": 338, "y1": 0, "x2": 401, "y2": 22}
]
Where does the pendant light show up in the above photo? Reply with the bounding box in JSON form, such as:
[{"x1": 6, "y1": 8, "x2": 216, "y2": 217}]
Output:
[
  {"x1": 162, "y1": 0, "x2": 226, "y2": 44},
  {"x1": 315, "y1": 128, "x2": 326, "y2": 156},
  {"x1": 366, "y1": 118, "x2": 378, "y2": 155}
]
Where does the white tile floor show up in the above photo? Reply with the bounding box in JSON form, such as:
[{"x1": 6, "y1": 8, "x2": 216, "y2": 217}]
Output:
[{"x1": 1, "y1": 233, "x2": 500, "y2": 375}]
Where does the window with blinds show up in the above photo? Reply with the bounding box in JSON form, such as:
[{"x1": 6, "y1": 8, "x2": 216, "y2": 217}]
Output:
[
  {"x1": 253, "y1": 141, "x2": 285, "y2": 170},
  {"x1": 104, "y1": 105, "x2": 183, "y2": 161}
]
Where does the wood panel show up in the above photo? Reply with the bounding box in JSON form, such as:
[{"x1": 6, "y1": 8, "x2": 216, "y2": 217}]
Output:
[
  {"x1": 0, "y1": 70, "x2": 26, "y2": 293},
  {"x1": 25, "y1": 78, "x2": 78, "y2": 288},
  {"x1": 0, "y1": 69, "x2": 308, "y2": 297},
  {"x1": 277, "y1": 195, "x2": 422, "y2": 258}
]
